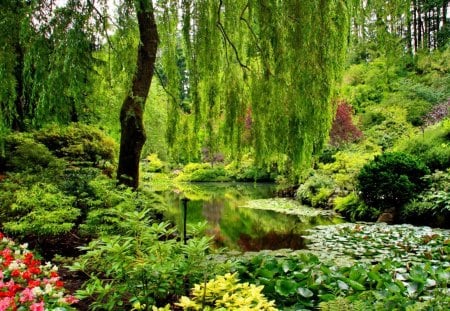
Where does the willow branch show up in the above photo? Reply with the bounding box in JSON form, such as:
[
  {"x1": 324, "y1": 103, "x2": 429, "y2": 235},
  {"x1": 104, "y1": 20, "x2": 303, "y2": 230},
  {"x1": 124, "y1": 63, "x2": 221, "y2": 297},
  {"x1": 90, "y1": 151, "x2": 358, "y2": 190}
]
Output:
[
  {"x1": 239, "y1": 2, "x2": 263, "y2": 54},
  {"x1": 216, "y1": 0, "x2": 249, "y2": 70},
  {"x1": 154, "y1": 68, "x2": 180, "y2": 106},
  {"x1": 86, "y1": 0, "x2": 116, "y2": 51}
]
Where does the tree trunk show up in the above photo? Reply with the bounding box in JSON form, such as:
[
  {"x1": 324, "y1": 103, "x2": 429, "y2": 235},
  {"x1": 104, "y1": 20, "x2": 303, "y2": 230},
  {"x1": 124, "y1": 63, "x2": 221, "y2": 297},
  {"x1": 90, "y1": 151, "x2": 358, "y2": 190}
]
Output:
[
  {"x1": 444, "y1": 1, "x2": 448, "y2": 27},
  {"x1": 413, "y1": 0, "x2": 418, "y2": 52},
  {"x1": 117, "y1": 0, "x2": 158, "y2": 188},
  {"x1": 12, "y1": 40, "x2": 25, "y2": 131}
]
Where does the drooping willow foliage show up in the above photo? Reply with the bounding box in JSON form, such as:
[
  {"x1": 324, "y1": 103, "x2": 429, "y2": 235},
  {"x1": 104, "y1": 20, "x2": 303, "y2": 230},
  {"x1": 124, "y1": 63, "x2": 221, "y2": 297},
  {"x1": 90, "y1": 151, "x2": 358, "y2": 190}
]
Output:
[
  {"x1": 1, "y1": 0, "x2": 353, "y2": 177},
  {"x1": 161, "y1": 0, "x2": 353, "y2": 173},
  {"x1": 0, "y1": 1, "x2": 103, "y2": 132}
]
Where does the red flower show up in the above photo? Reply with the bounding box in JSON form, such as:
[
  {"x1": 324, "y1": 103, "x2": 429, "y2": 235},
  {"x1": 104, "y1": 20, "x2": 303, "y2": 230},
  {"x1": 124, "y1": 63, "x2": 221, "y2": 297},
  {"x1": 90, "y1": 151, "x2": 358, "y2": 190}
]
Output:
[
  {"x1": 55, "y1": 280, "x2": 64, "y2": 288},
  {"x1": 50, "y1": 271, "x2": 59, "y2": 278},
  {"x1": 10, "y1": 270, "x2": 21, "y2": 278},
  {"x1": 23, "y1": 253, "x2": 34, "y2": 265},
  {"x1": 27, "y1": 280, "x2": 41, "y2": 288},
  {"x1": 22, "y1": 271, "x2": 32, "y2": 280},
  {"x1": 28, "y1": 267, "x2": 41, "y2": 275}
]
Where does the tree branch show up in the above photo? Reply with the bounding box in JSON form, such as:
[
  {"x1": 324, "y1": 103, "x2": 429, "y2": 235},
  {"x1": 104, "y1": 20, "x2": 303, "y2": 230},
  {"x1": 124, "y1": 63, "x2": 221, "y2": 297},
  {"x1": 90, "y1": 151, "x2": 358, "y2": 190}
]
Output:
[
  {"x1": 154, "y1": 67, "x2": 180, "y2": 107},
  {"x1": 216, "y1": 0, "x2": 249, "y2": 70},
  {"x1": 86, "y1": 0, "x2": 116, "y2": 51}
]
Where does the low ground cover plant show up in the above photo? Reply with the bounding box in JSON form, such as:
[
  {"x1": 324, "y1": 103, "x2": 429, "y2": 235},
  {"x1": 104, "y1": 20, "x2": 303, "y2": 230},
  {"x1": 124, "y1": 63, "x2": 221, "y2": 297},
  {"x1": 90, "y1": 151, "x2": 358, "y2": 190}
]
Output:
[
  {"x1": 0, "y1": 232, "x2": 78, "y2": 310},
  {"x1": 235, "y1": 223, "x2": 450, "y2": 310}
]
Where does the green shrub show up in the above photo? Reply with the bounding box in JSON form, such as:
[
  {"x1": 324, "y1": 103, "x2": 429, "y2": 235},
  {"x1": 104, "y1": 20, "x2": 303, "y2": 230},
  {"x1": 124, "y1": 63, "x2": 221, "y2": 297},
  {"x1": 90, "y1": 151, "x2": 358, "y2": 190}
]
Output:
[
  {"x1": 182, "y1": 162, "x2": 212, "y2": 173},
  {"x1": 73, "y1": 207, "x2": 226, "y2": 310},
  {"x1": 319, "y1": 148, "x2": 378, "y2": 194},
  {"x1": 296, "y1": 173, "x2": 334, "y2": 208},
  {"x1": 360, "y1": 111, "x2": 386, "y2": 129},
  {"x1": 78, "y1": 176, "x2": 165, "y2": 236},
  {"x1": 175, "y1": 163, "x2": 231, "y2": 182},
  {"x1": 357, "y1": 152, "x2": 430, "y2": 210},
  {"x1": 404, "y1": 99, "x2": 433, "y2": 126},
  {"x1": 2, "y1": 132, "x2": 62, "y2": 172},
  {"x1": 225, "y1": 156, "x2": 276, "y2": 182},
  {"x1": 401, "y1": 169, "x2": 450, "y2": 227},
  {"x1": 33, "y1": 123, "x2": 117, "y2": 166},
  {"x1": 365, "y1": 117, "x2": 413, "y2": 151},
  {"x1": 1, "y1": 183, "x2": 79, "y2": 237},
  {"x1": 398, "y1": 78, "x2": 446, "y2": 105},
  {"x1": 334, "y1": 192, "x2": 379, "y2": 221},
  {"x1": 189, "y1": 167, "x2": 231, "y2": 182},
  {"x1": 144, "y1": 153, "x2": 165, "y2": 173},
  {"x1": 397, "y1": 120, "x2": 450, "y2": 171},
  {"x1": 175, "y1": 273, "x2": 277, "y2": 310}
]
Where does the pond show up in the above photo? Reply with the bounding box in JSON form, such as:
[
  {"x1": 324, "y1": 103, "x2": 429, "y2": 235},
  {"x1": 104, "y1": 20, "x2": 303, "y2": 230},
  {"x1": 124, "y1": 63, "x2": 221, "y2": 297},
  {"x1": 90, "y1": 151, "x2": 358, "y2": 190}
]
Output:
[{"x1": 162, "y1": 182, "x2": 343, "y2": 251}]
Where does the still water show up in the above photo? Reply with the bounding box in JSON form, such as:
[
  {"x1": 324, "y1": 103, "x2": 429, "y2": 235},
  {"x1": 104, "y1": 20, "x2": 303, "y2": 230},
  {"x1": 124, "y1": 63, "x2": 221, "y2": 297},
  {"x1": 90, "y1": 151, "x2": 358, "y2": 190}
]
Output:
[{"x1": 163, "y1": 182, "x2": 342, "y2": 251}]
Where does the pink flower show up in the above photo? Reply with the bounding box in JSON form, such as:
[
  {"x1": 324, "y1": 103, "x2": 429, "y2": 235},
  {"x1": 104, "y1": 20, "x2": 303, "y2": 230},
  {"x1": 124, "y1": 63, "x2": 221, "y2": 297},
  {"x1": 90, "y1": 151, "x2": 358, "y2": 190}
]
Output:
[
  {"x1": 30, "y1": 301, "x2": 45, "y2": 311},
  {"x1": 64, "y1": 295, "x2": 79, "y2": 304},
  {"x1": 19, "y1": 287, "x2": 35, "y2": 303},
  {"x1": 0, "y1": 297, "x2": 13, "y2": 311}
]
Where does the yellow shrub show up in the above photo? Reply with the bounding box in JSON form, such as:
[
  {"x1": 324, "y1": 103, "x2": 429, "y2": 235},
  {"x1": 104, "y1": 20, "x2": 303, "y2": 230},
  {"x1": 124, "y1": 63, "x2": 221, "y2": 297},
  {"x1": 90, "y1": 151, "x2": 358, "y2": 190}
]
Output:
[{"x1": 175, "y1": 273, "x2": 278, "y2": 311}]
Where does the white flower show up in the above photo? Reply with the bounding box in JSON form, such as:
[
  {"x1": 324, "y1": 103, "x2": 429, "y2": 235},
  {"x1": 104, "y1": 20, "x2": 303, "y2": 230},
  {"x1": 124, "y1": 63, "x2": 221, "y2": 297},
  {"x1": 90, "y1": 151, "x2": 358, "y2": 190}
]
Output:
[
  {"x1": 8, "y1": 261, "x2": 20, "y2": 270},
  {"x1": 45, "y1": 283, "x2": 53, "y2": 294},
  {"x1": 32, "y1": 287, "x2": 44, "y2": 296},
  {"x1": 20, "y1": 243, "x2": 28, "y2": 249}
]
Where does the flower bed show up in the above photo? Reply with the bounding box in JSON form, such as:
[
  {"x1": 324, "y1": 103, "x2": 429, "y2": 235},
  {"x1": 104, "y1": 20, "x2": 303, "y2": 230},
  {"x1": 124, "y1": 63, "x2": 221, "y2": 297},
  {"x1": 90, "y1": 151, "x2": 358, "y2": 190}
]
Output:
[{"x1": 0, "y1": 232, "x2": 78, "y2": 311}]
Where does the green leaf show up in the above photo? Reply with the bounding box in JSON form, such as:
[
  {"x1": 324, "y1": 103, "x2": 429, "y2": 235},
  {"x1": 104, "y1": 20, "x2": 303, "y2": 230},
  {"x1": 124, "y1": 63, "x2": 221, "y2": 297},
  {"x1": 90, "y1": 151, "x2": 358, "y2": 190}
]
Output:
[
  {"x1": 346, "y1": 279, "x2": 365, "y2": 291},
  {"x1": 275, "y1": 279, "x2": 298, "y2": 297},
  {"x1": 282, "y1": 259, "x2": 297, "y2": 273},
  {"x1": 258, "y1": 268, "x2": 277, "y2": 279},
  {"x1": 318, "y1": 293, "x2": 336, "y2": 302}
]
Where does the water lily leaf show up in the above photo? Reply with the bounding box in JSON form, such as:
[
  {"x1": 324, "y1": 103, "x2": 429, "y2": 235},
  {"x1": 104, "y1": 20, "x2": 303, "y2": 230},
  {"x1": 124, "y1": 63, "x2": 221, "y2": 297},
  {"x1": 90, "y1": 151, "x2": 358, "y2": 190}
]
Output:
[
  {"x1": 438, "y1": 271, "x2": 450, "y2": 282},
  {"x1": 425, "y1": 278, "x2": 436, "y2": 287},
  {"x1": 406, "y1": 282, "x2": 418, "y2": 296},
  {"x1": 395, "y1": 273, "x2": 407, "y2": 281},
  {"x1": 282, "y1": 259, "x2": 297, "y2": 273},
  {"x1": 297, "y1": 287, "x2": 314, "y2": 298}
]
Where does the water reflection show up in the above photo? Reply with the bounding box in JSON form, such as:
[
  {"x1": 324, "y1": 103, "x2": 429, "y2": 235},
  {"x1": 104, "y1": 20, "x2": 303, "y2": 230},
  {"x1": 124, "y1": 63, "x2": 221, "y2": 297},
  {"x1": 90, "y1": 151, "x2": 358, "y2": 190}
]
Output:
[{"x1": 164, "y1": 183, "x2": 341, "y2": 251}]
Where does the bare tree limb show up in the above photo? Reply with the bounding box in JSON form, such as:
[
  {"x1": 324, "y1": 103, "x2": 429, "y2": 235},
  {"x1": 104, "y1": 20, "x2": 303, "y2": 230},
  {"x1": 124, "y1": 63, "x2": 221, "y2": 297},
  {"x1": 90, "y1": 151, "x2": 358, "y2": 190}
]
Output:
[{"x1": 216, "y1": 0, "x2": 249, "y2": 70}]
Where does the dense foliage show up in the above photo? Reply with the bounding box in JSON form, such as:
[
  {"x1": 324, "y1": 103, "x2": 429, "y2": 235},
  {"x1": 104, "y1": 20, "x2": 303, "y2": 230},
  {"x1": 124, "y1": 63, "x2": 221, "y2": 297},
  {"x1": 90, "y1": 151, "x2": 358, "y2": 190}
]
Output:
[
  {"x1": 357, "y1": 152, "x2": 430, "y2": 210},
  {"x1": 0, "y1": 0, "x2": 449, "y2": 310}
]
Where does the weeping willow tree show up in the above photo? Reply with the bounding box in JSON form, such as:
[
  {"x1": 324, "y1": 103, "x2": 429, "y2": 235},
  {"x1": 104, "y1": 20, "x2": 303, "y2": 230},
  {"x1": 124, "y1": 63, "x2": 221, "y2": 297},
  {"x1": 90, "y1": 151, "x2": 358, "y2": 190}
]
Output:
[
  {"x1": 1, "y1": 0, "x2": 353, "y2": 187},
  {"x1": 163, "y1": 0, "x2": 353, "y2": 176},
  {"x1": 0, "y1": 1, "x2": 99, "y2": 133}
]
